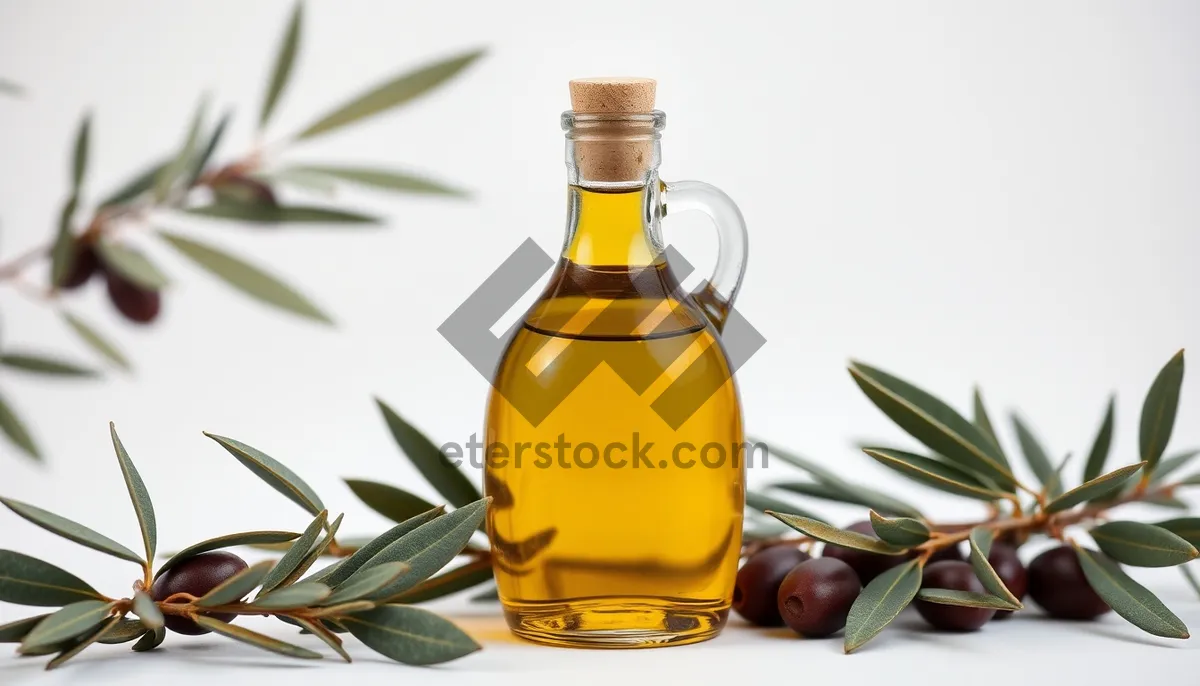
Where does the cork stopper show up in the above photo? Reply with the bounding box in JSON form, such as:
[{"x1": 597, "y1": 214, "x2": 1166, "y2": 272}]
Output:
[
  {"x1": 569, "y1": 77, "x2": 656, "y2": 114},
  {"x1": 568, "y1": 78, "x2": 659, "y2": 183}
]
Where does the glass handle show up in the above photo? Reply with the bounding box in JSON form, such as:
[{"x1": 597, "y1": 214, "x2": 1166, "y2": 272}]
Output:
[{"x1": 660, "y1": 180, "x2": 748, "y2": 333}]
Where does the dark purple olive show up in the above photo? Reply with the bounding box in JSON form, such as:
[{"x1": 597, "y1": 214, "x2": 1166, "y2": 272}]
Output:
[
  {"x1": 988, "y1": 543, "x2": 1028, "y2": 620},
  {"x1": 916, "y1": 560, "x2": 996, "y2": 631},
  {"x1": 106, "y1": 271, "x2": 161, "y2": 324},
  {"x1": 821, "y1": 521, "x2": 905, "y2": 584},
  {"x1": 733, "y1": 546, "x2": 810, "y2": 626},
  {"x1": 1028, "y1": 545, "x2": 1110, "y2": 620},
  {"x1": 58, "y1": 241, "x2": 101, "y2": 290},
  {"x1": 777, "y1": 557, "x2": 861, "y2": 637},
  {"x1": 150, "y1": 552, "x2": 248, "y2": 635}
]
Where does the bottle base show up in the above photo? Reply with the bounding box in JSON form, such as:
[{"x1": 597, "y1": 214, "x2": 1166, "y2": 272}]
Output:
[{"x1": 503, "y1": 596, "x2": 729, "y2": 648}]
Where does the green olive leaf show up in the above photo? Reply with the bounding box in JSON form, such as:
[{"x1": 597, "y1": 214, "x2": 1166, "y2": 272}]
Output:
[
  {"x1": 155, "y1": 530, "x2": 301, "y2": 579},
  {"x1": 384, "y1": 557, "x2": 493, "y2": 604},
  {"x1": 967, "y1": 527, "x2": 1023, "y2": 607},
  {"x1": 46, "y1": 614, "x2": 124, "y2": 670},
  {"x1": 70, "y1": 113, "x2": 91, "y2": 194},
  {"x1": 849, "y1": 362, "x2": 1016, "y2": 489},
  {"x1": 110, "y1": 422, "x2": 156, "y2": 563},
  {"x1": 341, "y1": 605, "x2": 480, "y2": 665},
  {"x1": 0, "y1": 614, "x2": 49, "y2": 643},
  {"x1": 316, "y1": 506, "x2": 444, "y2": 587},
  {"x1": 1140, "y1": 350, "x2": 1185, "y2": 476},
  {"x1": 0, "y1": 496, "x2": 141, "y2": 563},
  {"x1": 844, "y1": 558, "x2": 922, "y2": 654},
  {"x1": 97, "y1": 240, "x2": 170, "y2": 290},
  {"x1": 0, "y1": 352, "x2": 97, "y2": 377},
  {"x1": 277, "y1": 513, "x2": 343, "y2": 588},
  {"x1": 194, "y1": 615, "x2": 323, "y2": 659},
  {"x1": 0, "y1": 78, "x2": 25, "y2": 96},
  {"x1": 1150, "y1": 449, "x2": 1200, "y2": 485},
  {"x1": 97, "y1": 159, "x2": 170, "y2": 209},
  {"x1": 1082, "y1": 396, "x2": 1116, "y2": 484},
  {"x1": 131, "y1": 590, "x2": 163, "y2": 631},
  {"x1": 1011, "y1": 414, "x2": 1059, "y2": 497},
  {"x1": 186, "y1": 111, "x2": 231, "y2": 187},
  {"x1": 256, "y1": 511, "x2": 328, "y2": 595},
  {"x1": 868, "y1": 511, "x2": 930, "y2": 547},
  {"x1": 49, "y1": 193, "x2": 79, "y2": 289},
  {"x1": 767, "y1": 512, "x2": 907, "y2": 555},
  {"x1": 195, "y1": 560, "x2": 275, "y2": 607},
  {"x1": 0, "y1": 394, "x2": 41, "y2": 461},
  {"x1": 295, "y1": 49, "x2": 484, "y2": 141},
  {"x1": 277, "y1": 165, "x2": 466, "y2": 197},
  {"x1": 745, "y1": 489, "x2": 825, "y2": 523},
  {"x1": 1182, "y1": 565, "x2": 1200, "y2": 600},
  {"x1": 0, "y1": 550, "x2": 103, "y2": 606},
  {"x1": 204, "y1": 432, "x2": 325, "y2": 516},
  {"x1": 184, "y1": 202, "x2": 378, "y2": 224},
  {"x1": 259, "y1": 1, "x2": 302, "y2": 129},
  {"x1": 375, "y1": 399, "x2": 481, "y2": 509},
  {"x1": 771, "y1": 480, "x2": 922, "y2": 519},
  {"x1": 344, "y1": 479, "x2": 439, "y2": 524},
  {"x1": 293, "y1": 617, "x2": 351, "y2": 662},
  {"x1": 252, "y1": 581, "x2": 332, "y2": 610},
  {"x1": 62, "y1": 311, "x2": 130, "y2": 371},
  {"x1": 1044, "y1": 462, "x2": 1145, "y2": 513},
  {"x1": 863, "y1": 448, "x2": 1008, "y2": 501},
  {"x1": 155, "y1": 96, "x2": 207, "y2": 201},
  {"x1": 1073, "y1": 543, "x2": 1189, "y2": 639},
  {"x1": 971, "y1": 387, "x2": 1005, "y2": 457},
  {"x1": 1091, "y1": 521, "x2": 1199, "y2": 568},
  {"x1": 20, "y1": 600, "x2": 113, "y2": 652},
  {"x1": 158, "y1": 231, "x2": 332, "y2": 324},
  {"x1": 97, "y1": 618, "x2": 147, "y2": 645},
  {"x1": 1153, "y1": 518, "x2": 1200, "y2": 548},
  {"x1": 916, "y1": 589, "x2": 1019, "y2": 610},
  {"x1": 131, "y1": 626, "x2": 165, "y2": 652},
  {"x1": 322, "y1": 561, "x2": 409, "y2": 606}
]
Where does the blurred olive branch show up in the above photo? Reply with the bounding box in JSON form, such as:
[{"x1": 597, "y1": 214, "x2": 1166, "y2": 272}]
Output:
[{"x1": 0, "y1": 2, "x2": 484, "y2": 462}]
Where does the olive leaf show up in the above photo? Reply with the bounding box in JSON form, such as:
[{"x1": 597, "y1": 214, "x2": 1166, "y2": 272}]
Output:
[
  {"x1": 46, "y1": 614, "x2": 125, "y2": 670},
  {"x1": 341, "y1": 605, "x2": 480, "y2": 666},
  {"x1": 71, "y1": 111, "x2": 91, "y2": 192},
  {"x1": 1153, "y1": 518, "x2": 1200, "y2": 548},
  {"x1": 131, "y1": 626, "x2": 165, "y2": 652},
  {"x1": 843, "y1": 559, "x2": 922, "y2": 654},
  {"x1": 277, "y1": 165, "x2": 466, "y2": 197},
  {"x1": 62, "y1": 311, "x2": 130, "y2": 371},
  {"x1": 916, "y1": 589, "x2": 1019, "y2": 610},
  {"x1": 868, "y1": 511, "x2": 930, "y2": 547},
  {"x1": 1150, "y1": 449, "x2": 1200, "y2": 485},
  {"x1": 187, "y1": 111, "x2": 231, "y2": 187},
  {"x1": 0, "y1": 614, "x2": 49, "y2": 643},
  {"x1": 98, "y1": 159, "x2": 169, "y2": 209},
  {"x1": 322, "y1": 561, "x2": 409, "y2": 606},
  {"x1": 971, "y1": 387, "x2": 1005, "y2": 456},
  {"x1": 0, "y1": 78, "x2": 24, "y2": 96},
  {"x1": 0, "y1": 393, "x2": 40, "y2": 461},
  {"x1": 375, "y1": 399, "x2": 481, "y2": 508},
  {"x1": 194, "y1": 616, "x2": 323, "y2": 660},
  {"x1": 0, "y1": 550, "x2": 103, "y2": 606},
  {"x1": 97, "y1": 240, "x2": 171, "y2": 289},
  {"x1": 110, "y1": 422, "x2": 156, "y2": 563},
  {"x1": 317, "y1": 506, "x2": 444, "y2": 587},
  {"x1": 1011, "y1": 414, "x2": 1059, "y2": 497},
  {"x1": 253, "y1": 581, "x2": 332, "y2": 610},
  {"x1": 745, "y1": 489, "x2": 825, "y2": 522},
  {"x1": 184, "y1": 203, "x2": 378, "y2": 224},
  {"x1": 1072, "y1": 544, "x2": 1189, "y2": 639},
  {"x1": 0, "y1": 352, "x2": 97, "y2": 377},
  {"x1": 1083, "y1": 396, "x2": 1116, "y2": 483},
  {"x1": 259, "y1": 1, "x2": 302, "y2": 129},
  {"x1": 294, "y1": 617, "x2": 351, "y2": 663},
  {"x1": 278, "y1": 513, "x2": 343, "y2": 588},
  {"x1": 767, "y1": 512, "x2": 907, "y2": 555},
  {"x1": 849, "y1": 362, "x2": 1016, "y2": 489},
  {"x1": 386, "y1": 557, "x2": 493, "y2": 604},
  {"x1": 0, "y1": 496, "x2": 142, "y2": 563},
  {"x1": 344, "y1": 478, "x2": 439, "y2": 524},
  {"x1": 195, "y1": 560, "x2": 275, "y2": 607},
  {"x1": 294, "y1": 49, "x2": 484, "y2": 141},
  {"x1": 1140, "y1": 350, "x2": 1185, "y2": 476},
  {"x1": 1182, "y1": 565, "x2": 1200, "y2": 600},
  {"x1": 155, "y1": 530, "x2": 301, "y2": 579},
  {"x1": 1090, "y1": 521, "x2": 1198, "y2": 568},
  {"x1": 344, "y1": 497, "x2": 489, "y2": 600},
  {"x1": 49, "y1": 194, "x2": 79, "y2": 288},
  {"x1": 132, "y1": 591, "x2": 163, "y2": 630},
  {"x1": 20, "y1": 600, "x2": 113, "y2": 653},
  {"x1": 158, "y1": 231, "x2": 331, "y2": 323},
  {"x1": 257, "y1": 511, "x2": 328, "y2": 595},
  {"x1": 862, "y1": 448, "x2": 1008, "y2": 501},
  {"x1": 204, "y1": 432, "x2": 325, "y2": 516},
  {"x1": 1043, "y1": 462, "x2": 1145, "y2": 513},
  {"x1": 155, "y1": 96, "x2": 207, "y2": 201},
  {"x1": 966, "y1": 527, "x2": 1023, "y2": 607},
  {"x1": 97, "y1": 618, "x2": 147, "y2": 645},
  {"x1": 771, "y1": 481, "x2": 921, "y2": 519},
  {"x1": 1144, "y1": 494, "x2": 1190, "y2": 510}
]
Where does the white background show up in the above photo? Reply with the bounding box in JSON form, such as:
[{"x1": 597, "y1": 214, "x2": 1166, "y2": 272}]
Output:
[{"x1": 1, "y1": 0, "x2": 1199, "y2": 683}]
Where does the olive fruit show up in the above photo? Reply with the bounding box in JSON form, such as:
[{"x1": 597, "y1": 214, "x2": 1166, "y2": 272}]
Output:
[
  {"x1": 821, "y1": 521, "x2": 904, "y2": 584},
  {"x1": 59, "y1": 241, "x2": 101, "y2": 290},
  {"x1": 733, "y1": 545, "x2": 810, "y2": 626},
  {"x1": 987, "y1": 543, "x2": 1028, "y2": 620},
  {"x1": 106, "y1": 271, "x2": 161, "y2": 323},
  {"x1": 1028, "y1": 545, "x2": 1111, "y2": 620},
  {"x1": 777, "y1": 557, "x2": 861, "y2": 637},
  {"x1": 916, "y1": 560, "x2": 996, "y2": 631},
  {"x1": 149, "y1": 551, "x2": 248, "y2": 635}
]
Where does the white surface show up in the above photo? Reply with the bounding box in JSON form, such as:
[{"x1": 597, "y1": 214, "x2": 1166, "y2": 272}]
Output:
[{"x1": 2, "y1": 0, "x2": 1200, "y2": 682}]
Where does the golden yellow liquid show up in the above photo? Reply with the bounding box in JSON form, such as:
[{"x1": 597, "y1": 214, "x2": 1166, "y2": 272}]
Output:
[{"x1": 484, "y1": 187, "x2": 744, "y2": 647}]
